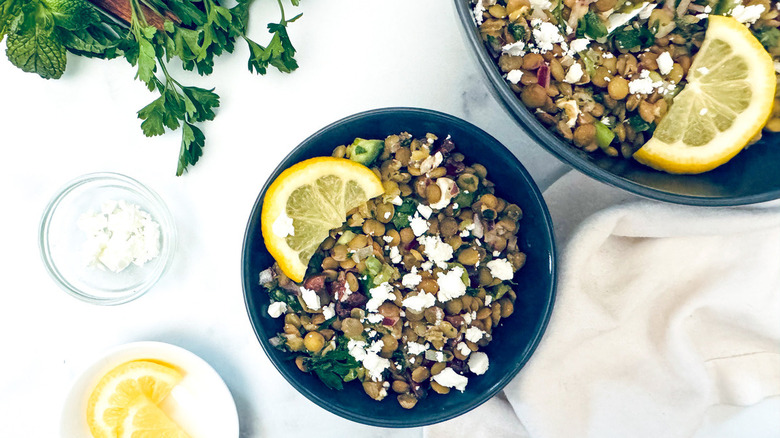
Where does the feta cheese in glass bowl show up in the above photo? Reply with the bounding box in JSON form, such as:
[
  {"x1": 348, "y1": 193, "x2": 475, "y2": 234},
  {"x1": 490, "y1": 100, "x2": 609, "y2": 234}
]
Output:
[{"x1": 39, "y1": 172, "x2": 176, "y2": 305}]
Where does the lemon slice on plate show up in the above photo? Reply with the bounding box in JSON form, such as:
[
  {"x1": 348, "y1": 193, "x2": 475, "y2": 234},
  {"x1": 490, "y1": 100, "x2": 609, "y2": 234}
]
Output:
[
  {"x1": 86, "y1": 360, "x2": 182, "y2": 438},
  {"x1": 116, "y1": 396, "x2": 190, "y2": 438},
  {"x1": 633, "y1": 15, "x2": 777, "y2": 174},
  {"x1": 261, "y1": 157, "x2": 384, "y2": 283}
]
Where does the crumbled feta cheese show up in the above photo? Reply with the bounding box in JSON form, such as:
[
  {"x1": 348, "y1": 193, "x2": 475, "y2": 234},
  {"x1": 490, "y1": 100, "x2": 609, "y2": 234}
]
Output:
[
  {"x1": 402, "y1": 292, "x2": 437, "y2": 312},
  {"x1": 389, "y1": 246, "x2": 402, "y2": 264},
  {"x1": 272, "y1": 211, "x2": 295, "y2": 238},
  {"x1": 473, "y1": 0, "x2": 486, "y2": 25},
  {"x1": 506, "y1": 69, "x2": 524, "y2": 85},
  {"x1": 502, "y1": 41, "x2": 526, "y2": 57},
  {"x1": 366, "y1": 282, "x2": 395, "y2": 312},
  {"x1": 366, "y1": 312, "x2": 384, "y2": 324},
  {"x1": 383, "y1": 235, "x2": 394, "y2": 243},
  {"x1": 460, "y1": 229, "x2": 471, "y2": 238},
  {"x1": 407, "y1": 341, "x2": 429, "y2": 355},
  {"x1": 429, "y1": 178, "x2": 457, "y2": 210},
  {"x1": 465, "y1": 326, "x2": 486, "y2": 343},
  {"x1": 433, "y1": 368, "x2": 469, "y2": 392},
  {"x1": 268, "y1": 301, "x2": 287, "y2": 318},
  {"x1": 570, "y1": 38, "x2": 590, "y2": 53},
  {"x1": 426, "y1": 350, "x2": 446, "y2": 362},
  {"x1": 402, "y1": 267, "x2": 422, "y2": 289},
  {"x1": 391, "y1": 196, "x2": 403, "y2": 206},
  {"x1": 563, "y1": 63, "x2": 584, "y2": 84},
  {"x1": 468, "y1": 352, "x2": 490, "y2": 375},
  {"x1": 418, "y1": 235, "x2": 454, "y2": 268},
  {"x1": 529, "y1": 0, "x2": 552, "y2": 18},
  {"x1": 368, "y1": 339, "x2": 384, "y2": 354},
  {"x1": 421, "y1": 261, "x2": 434, "y2": 271},
  {"x1": 456, "y1": 342, "x2": 472, "y2": 357},
  {"x1": 300, "y1": 288, "x2": 321, "y2": 310},
  {"x1": 77, "y1": 200, "x2": 161, "y2": 272},
  {"x1": 417, "y1": 204, "x2": 433, "y2": 219},
  {"x1": 531, "y1": 20, "x2": 564, "y2": 53},
  {"x1": 436, "y1": 266, "x2": 467, "y2": 302},
  {"x1": 409, "y1": 213, "x2": 429, "y2": 237},
  {"x1": 486, "y1": 258, "x2": 515, "y2": 281},
  {"x1": 322, "y1": 303, "x2": 335, "y2": 320},
  {"x1": 729, "y1": 4, "x2": 765, "y2": 26},
  {"x1": 485, "y1": 295, "x2": 493, "y2": 306},
  {"x1": 656, "y1": 51, "x2": 673, "y2": 75},
  {"x1": 704, "y1": 5, "x2": 712, "y2": 12},
  {"x1": 344, "y1": 348, "x2": 385, "y2": 382},
  {"x1": 628, "y1": 69, "x2": 664, "y2": 95},
  {"x1": 463, "y1": 312, "x2": 473, "y2": 324}
]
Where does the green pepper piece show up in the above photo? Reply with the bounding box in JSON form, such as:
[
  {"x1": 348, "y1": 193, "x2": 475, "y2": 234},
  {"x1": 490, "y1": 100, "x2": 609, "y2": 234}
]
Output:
[
  {"x1": 594, "y1": 121, "x2": 615, "y2": 149},
  {"x1": 346, "y1": 138, "x2": 384, "y2": 166}
]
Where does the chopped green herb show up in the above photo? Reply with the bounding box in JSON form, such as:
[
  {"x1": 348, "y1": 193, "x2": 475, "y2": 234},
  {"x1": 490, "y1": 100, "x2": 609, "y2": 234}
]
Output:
[
  {"x1": 611, "y1": 25, "x2": 655, "y2": 51},
  {"x1": 578, "y1": 11, "x2": 608, "y2": 39},
  {"x1": 303, "y1": 340, "x2": 361, "y2": 390},
  {"x1": 627, "y1": 114, "x2": 655, "y2": 133},
  {"x1": 754, "y1": 27, "x2": 780, "y2": 50},
  {"x1": 391, "y1": 197, "x2": 419, "y2": 229},
  {"x1": 508, "y1": 22, "x2": 526, "y2": 41}
]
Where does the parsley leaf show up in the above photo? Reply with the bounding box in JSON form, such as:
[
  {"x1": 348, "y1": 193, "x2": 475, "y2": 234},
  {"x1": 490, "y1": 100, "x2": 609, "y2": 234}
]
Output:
[
  {"x1": 755, "y1": 27, "x2": 780, "y2": 51},
  {"x1": 1, "y1": 0, "x2": 302, "y2": 176},
  {"x1": 391, "y1": 197, "x2": 419, "y2": 229},
  {"x1": 611, "y1": 25, "x2": 654, "y2": 51},
  {"x1": 578, "y1": 11, "x2": 608, "y2": 39},
  {"x1": 303, "y1": 338, "x2": 361, "y2": 390},
  {"x1": 179, "y1": 122, "x2": 205, "y2": 176}
]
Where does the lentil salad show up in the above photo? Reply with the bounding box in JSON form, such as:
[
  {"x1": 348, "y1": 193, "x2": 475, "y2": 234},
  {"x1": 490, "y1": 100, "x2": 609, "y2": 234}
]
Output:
[
  {"x1": 472, "y1": 0, "x2": 780, "y2": 160},
  {"x1": 259, "y1": 133, "x2": 527, "y2": 409}
]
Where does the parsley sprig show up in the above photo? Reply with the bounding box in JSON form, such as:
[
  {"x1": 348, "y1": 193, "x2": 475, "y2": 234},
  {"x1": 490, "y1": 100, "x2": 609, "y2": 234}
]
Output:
[{"x1": 1, "y1": 0, "x2": 302, "y2": 175}]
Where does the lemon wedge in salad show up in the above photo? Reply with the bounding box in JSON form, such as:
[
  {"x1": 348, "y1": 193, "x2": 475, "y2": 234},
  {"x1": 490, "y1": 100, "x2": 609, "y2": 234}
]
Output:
[
  {"x1": 261, "y1": 157, "x2": 384, "y2": 283},
  {"x1": 633, "y1": 15, "x2": 777, "y2": 174}
]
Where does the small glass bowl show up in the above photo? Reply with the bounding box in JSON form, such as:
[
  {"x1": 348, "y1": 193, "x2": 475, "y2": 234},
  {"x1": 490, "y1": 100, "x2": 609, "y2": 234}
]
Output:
[{"x1": 39, "y1": 172, "x2": 176, "y2": 305}]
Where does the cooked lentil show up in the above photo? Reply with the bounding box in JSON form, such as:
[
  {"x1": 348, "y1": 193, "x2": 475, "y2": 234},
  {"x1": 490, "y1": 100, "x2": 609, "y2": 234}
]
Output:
[
  {"x1": 260, "y1": 132, "x2": 528, "y2": 408},
  {"x1": 473, "y1": 0, "x2": 780, "y2": 160}
]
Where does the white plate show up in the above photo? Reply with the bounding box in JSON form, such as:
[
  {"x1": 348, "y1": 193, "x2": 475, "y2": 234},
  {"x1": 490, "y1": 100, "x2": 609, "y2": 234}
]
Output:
[{"x1": 60, "y1": 341, "x2": 239, "y2": 438}]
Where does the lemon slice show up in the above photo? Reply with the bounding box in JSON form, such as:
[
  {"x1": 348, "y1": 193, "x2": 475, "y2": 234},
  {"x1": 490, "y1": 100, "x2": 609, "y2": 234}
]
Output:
[
  {"x1": 261, "y1": 157, "x2": 384, "y2": 283},
  {"x1": 633, "y1": 15, "x2": 777, "y2": 174},
  {"x1": 87, "y1": 360, "x2": 183, "y2": 438},
  {"x1": 116, "y1": 396, "x2": 190, "y2": 438}
]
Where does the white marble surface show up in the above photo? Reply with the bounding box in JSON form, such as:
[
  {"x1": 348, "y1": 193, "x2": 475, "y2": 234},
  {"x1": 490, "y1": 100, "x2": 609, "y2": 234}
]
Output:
[{"x1": 0, "y1": 1, "x2": 568, "y2": 436}]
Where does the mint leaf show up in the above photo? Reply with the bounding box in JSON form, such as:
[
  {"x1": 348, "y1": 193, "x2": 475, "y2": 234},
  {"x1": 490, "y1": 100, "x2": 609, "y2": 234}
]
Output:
[{"x1": 6, "y1": 8, "x2": 67, "y2": 79}]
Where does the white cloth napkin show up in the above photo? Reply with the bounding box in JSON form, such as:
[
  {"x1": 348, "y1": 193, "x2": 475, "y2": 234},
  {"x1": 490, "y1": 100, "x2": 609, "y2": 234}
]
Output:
[{"x1": 424, "y1": 171, "x2": 780, "y2": 438}]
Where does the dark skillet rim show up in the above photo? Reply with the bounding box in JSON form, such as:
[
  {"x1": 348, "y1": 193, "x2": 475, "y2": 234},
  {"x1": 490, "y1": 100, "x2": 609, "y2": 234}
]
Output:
[
  {"x1": 241, "y1": 107, "x2": 557, "y2": 428},
  {"x1": 453, "y1": 0, "x2": 780, "y2": 207}
]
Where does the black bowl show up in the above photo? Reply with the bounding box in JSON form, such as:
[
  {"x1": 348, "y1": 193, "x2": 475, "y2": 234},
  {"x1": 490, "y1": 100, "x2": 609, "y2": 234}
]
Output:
[
  {"x1": 454, "y1": 0, "x2": 780, "y2": 206},
  {"x1": 241, "y1": 107, "x2": 556, "y2": 427}
]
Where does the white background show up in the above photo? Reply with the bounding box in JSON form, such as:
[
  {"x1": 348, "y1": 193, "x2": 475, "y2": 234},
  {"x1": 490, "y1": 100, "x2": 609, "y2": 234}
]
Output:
[{"x1": 0, "y1": 1, "x2": 567, "y2": 436}]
